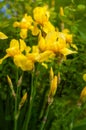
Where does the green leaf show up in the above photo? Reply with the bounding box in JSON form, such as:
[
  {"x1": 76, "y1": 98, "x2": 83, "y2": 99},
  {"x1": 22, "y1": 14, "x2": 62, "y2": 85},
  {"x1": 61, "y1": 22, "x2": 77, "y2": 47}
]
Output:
[
  {"x1": 73, "y1": 118, "x2": 86, "y2": 130},
  {"x1": 73, "y1": 124, "x2": 86, "y2": 130}
]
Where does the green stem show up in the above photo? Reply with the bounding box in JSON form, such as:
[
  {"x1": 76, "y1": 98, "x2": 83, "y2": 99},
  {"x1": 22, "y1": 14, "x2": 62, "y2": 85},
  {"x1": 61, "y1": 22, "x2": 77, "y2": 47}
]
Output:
[
  {"x1": 14, "y1": 68, "x2": 19, "y2": 130},
  {"x1": 40, "y1": 104, "x2": 51, "y2": 130},
  {"x1": 14, "y1": 88, "x2": 18, "y2": 130},
  {"x1": 23, "y1": 70, "x2": 35, "y2": 130}
]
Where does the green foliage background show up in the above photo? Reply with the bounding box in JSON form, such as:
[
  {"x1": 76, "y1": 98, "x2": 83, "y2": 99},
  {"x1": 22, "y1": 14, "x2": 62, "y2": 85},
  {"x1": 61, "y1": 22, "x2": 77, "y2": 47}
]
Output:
[{"x1": 0, "y1": 0, "x2": 86, "y2": 130}]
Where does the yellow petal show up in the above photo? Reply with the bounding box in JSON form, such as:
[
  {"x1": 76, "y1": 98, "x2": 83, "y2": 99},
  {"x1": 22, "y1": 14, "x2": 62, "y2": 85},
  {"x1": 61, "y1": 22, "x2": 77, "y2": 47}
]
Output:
[
  {"x1": 6, "y1": 39, "x2": 20, "y2": 57},
  {"x1": 27, "y1": 53, "x2": 39, "y2": 62},
  {"x1": 62, "y1": 29, "x2": 70, "y2": 33},
  {"x1": 20, "y1": 29, "x2": 27, "y2": 39},
  {"x1": 31, "y1": 23, "x2": 40, "y2": 36},
  {"x1": 38, "y1": 33, "x2": 46, "y2": 52},
  {"x1": 0, "y1": 32, "x2": 8, "y2": 39},
  {"x1": 60, "y1": 48, "x2": 77, "y2": 56},
  {"x1": 33, "y1": 6, "x2": 49, "y2": 25},
  {"x1": 14, "y1": 54, "x2": 34, "y2": 71},
  {"x1": 19, "y1": 39, "x2": 27, "y2": 52},
  {"x1": 36, "y1": 51, "x2": 55, "y2": 62},
  {"x1": 32, "y1": 45, "x2": 39, "y2": 53},
  {"x1": 43, "y1": 21, "x2": 55, "y2": 33},
  {"x1": 25, "y1": 46, "x2": 31, "y2": 55},
  {"x1": 0, "y1": 54, "x2": 9, "y2": 64},
  {"x1": 13, "y1": 21, "x2": 20, "y2": 28},
  {"x1": 71, "y1": 44, "x2": 78, "y2": 51},
  {"x1": 10, "y1": 39, "x2": 19, "y2": 48},
  {"x1": 41, "y1": 62, "x2": 48, "y2": 69},
  {"x1": 45, "y1": 31, "x2": 58, "y2": 45}
]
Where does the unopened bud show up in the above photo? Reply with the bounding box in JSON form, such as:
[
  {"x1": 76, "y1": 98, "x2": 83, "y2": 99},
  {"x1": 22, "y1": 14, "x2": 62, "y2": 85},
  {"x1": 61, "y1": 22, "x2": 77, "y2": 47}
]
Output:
[
  {"x1": 19, "y1": 92, "x2": 27, "y2": 110},
  {"x1": 58, "y1": 72, "x2": 61, "y2": 84},
  {"x1": 83, "y1": 74, "x2": 86, "y2": 82},
  {"x1": 17, "y1": 75, "x2": 23, "y2": 87},
  {"x1": 80, "y1": 86, "x2": 86, "y2": 103},
  {"x1": 49, "y1": 75, "x2": 58, "y2": 97},
  {"x1": 60, "y1": 7, "x2": 64, "y2": 16},
  {"x1": 7, "y1": 75, "x2": 16, "y2": 98},
  {"x1": 50, "y1": 67, "x2": 54, "y2": 81}
]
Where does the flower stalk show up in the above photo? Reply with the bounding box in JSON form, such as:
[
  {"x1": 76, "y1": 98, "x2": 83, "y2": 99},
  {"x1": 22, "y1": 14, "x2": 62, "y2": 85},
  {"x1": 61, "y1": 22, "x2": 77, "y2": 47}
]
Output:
[
  {"x1": 22, "y1": 69, "x2": 35, "y2": 130},
  {"x1": 40, "y1": 103, "x2": 51, "y2": 130},
  {"x1": 14, "y1": 69, "x2": 19, "y2": 130}
]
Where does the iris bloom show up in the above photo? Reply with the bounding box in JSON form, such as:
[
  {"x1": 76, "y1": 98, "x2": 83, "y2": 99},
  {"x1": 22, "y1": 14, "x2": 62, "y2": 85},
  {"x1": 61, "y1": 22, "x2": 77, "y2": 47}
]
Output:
[
  {"x1": 33, "y1": 6, "x2": 55, "y2": 34},
  {"x1": 0, "y1": 39, "x2": 33, "y2": 71},
  {"x1": 33, "y1": 6, "x2": 49, "y2": 25},
  {"x1": 38, "y1": 30, "x2": 77, "y2": 57},
  {"x1": 13, "y1": 14, "x2": 33, "y2": 39},
  {"x1": 0, "y1": 38, "x2": 55, "y2": 71}
]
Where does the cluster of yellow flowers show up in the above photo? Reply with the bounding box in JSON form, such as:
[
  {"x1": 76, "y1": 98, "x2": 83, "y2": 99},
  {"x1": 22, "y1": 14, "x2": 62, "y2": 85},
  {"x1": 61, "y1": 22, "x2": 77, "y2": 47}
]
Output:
[{"x1": 0, "y1": 6, "x2": 77, "y2": 71}]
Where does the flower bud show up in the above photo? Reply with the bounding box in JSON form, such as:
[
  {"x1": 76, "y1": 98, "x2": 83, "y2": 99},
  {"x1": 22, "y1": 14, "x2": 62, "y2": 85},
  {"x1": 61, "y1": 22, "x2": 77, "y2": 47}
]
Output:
[
  {"x1": 83, "y1": 74, "x2": 86, "y2": 82},
  {"x1": 19, "y1": 92, "x2": 27, "y2": 110},
  {"x1": 7, "y1": 75, "x2": 16, "y2": 98},
  {"x1": 80, "y1": 86, "x2": 86, "y2": 103},
  {"x1": 60, "y1": 7, "x2": 64, "y2": 16}
]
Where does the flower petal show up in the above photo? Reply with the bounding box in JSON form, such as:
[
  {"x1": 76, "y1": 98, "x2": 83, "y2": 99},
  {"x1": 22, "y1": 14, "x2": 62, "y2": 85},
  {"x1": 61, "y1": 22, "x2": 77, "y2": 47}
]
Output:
[{"x1": 0, "y1": 32, "x2": 8, "y2": 39}]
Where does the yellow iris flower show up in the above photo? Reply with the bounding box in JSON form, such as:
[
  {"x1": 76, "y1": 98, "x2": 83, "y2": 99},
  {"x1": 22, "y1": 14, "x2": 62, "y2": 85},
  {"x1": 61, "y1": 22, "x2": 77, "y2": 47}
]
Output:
[
  {"x1": 33, "y1": 6, "x2": 55, "y2": 34},
  {"x1": 38, "y1": 30, "x2": 77, "y2": 57},
  {"x1": 0, "y1": 39, "x2": 31, "y2": 65},
  {"x1": 13, "y1": 14, "x2": 33, "y2": 29},
  {"x1": 33, "y1": 6, "x2": 49, "y2": 25},
  {"x1": 13, "y1": 14, "x2": 33, "y2": 39}
]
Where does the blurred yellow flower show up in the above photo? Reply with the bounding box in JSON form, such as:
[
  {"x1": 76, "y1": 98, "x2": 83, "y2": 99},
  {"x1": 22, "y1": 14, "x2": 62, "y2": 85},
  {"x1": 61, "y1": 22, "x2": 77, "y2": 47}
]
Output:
[
  {"x1": 60, "y1": 7, "x2": 64, "y2": 16},
  {"x1": 33, "y1": 6, "x2": 55, "y2": 34},
  {"x1": 13, "y1": 14, "x2": 33, "y2": 29},
  {"x1": 38, "y1": 30, "x2": 77, "y2": 57},
  {"x1": 13, "y1": 14, "x2": 33, "y2": 38},
  {"x1": 33, "y1": 6, "x2": 49, "y2": 25}
]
